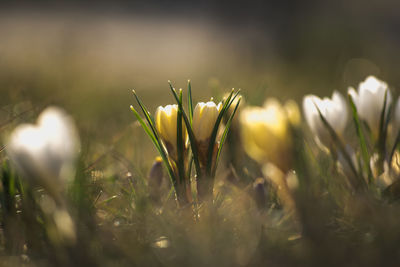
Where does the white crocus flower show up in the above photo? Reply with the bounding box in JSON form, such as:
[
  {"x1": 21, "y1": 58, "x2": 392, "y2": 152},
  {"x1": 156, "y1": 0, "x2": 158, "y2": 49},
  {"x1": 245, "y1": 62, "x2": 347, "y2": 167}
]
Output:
[
  {"x1": 303, "y1": 91, "x2": 348, "y2": 149},
  {"x1": 192, "y1": 101, "x2": 222, "y2": 143},
  {"x1": 7, "y1": 107, "x2": 80, "y2": 197},
  {"x1": 348, "y1": 76, "x2": 392, "y2": 138}
]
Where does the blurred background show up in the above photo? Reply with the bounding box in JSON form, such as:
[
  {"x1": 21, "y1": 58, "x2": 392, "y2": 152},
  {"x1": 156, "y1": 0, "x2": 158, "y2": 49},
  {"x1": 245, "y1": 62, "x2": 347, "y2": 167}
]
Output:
[{"x1": 0, "y1": 0, "x2": 399, "y2": 143}]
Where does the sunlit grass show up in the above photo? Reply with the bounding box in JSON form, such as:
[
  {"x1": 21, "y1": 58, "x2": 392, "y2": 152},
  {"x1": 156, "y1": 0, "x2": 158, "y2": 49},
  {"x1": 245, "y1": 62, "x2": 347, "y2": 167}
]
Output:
[
  {"x1": 1, "y1": 74, "x2": 400, "y2": 267},
  {"x1": 1, "y1": 10, "x2": 400, "y2": 266}
]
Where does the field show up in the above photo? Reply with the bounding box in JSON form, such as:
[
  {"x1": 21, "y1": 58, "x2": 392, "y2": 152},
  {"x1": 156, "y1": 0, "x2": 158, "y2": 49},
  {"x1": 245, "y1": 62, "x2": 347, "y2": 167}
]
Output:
[{"x1": 1, "y1": 5, "x2": 400, "y2": 266}]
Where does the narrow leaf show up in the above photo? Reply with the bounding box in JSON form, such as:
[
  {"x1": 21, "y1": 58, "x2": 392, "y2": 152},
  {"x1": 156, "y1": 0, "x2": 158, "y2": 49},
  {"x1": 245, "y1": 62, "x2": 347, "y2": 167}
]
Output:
[
  {"x1": 132, "y1": 90, "x2": 159, "y2": 139},
  {"x1": 377, "y1": 89, "x2": 390, "y2": 155},
  {"x1": 169, "y1": 82, "x2": 202, "y2": 178},
  {"x1": 188, "y1": 80, "x2": 193, "y2": 125},
  {"x1": 130, "y1": 99, "x2": 177, "y2": 187},
  {"x1": 130, "y1": 106, "x2": 157, "y2": 146},
  {"x1": 212, "y1": 98, "x2": 241, "y2": 177},
  {"x1": 316, "y1": 103, "x2": 366, "y2": 190},
  {"x1": 206, "y1": 89, "x2": 240, "y2": 176},
  {"x1": 176, "y1": 89, "x2": 186, "y2": 185},
  {"x1": 348, "y1": 94, "x2": 373, "y2": 184}
]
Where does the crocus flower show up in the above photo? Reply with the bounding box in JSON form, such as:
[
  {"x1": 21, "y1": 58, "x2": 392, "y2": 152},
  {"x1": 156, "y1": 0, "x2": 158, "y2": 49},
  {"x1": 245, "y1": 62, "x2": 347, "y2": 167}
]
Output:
[
  {"x1": 240, "y1": 98, "x2": 299, "y2": 172},
  {"x1": 192, "y1": 101, "x2": 222, "y2": 143},
  {"x1": 371, "y1": 152, "x2": 400, "y2": 189},
  {"x1": 7, "y1": 107, "x2": 80, "y2": 195},
  {"x1": 348, "y1": 76, "x2": 392, "y2": 138},
  {"x1": 303, "y1": 91, "x2": 348, "y2": 149},
  {"x1": 155, "y1": 104, "x2": 187, "y2": 160}
]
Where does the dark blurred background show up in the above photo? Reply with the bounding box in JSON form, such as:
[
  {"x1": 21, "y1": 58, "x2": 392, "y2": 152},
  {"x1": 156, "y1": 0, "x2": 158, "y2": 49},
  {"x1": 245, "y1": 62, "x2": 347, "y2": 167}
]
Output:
[{"x1": 0, "y1": 0, "x2": 399, "y2": 142}]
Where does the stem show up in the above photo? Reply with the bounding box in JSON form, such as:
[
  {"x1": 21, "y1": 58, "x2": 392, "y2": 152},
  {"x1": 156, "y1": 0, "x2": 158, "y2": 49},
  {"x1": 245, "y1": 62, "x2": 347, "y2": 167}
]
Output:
[{"x1": 196, "y1": 173, "x2": 213, "y2": 202}]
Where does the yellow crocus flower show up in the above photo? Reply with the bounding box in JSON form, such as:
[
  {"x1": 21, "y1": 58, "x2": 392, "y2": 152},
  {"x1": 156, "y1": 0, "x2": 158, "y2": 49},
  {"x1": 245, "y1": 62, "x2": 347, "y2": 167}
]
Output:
[{"x1": 240, "y1": 98, "x2": 299, "y2": 172}]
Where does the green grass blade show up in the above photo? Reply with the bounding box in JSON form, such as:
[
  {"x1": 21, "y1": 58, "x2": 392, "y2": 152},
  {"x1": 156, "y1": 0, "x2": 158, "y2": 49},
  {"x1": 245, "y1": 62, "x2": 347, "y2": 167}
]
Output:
[
  {"x1": 204, "y1": 90, "x2": 234, "y2": 175},
  {"x1": 169, "y1": 82, "x2": 202, "y2": 178},
  {"x1": 130, "y1": 106, "x2": 158, "y2": 146},
  {"x1": 348, "y1": 94, "x2": 373, "y2": 185},
  {"x1": 377, "y1": 89, "x2": 390, "y2": 155},
  {"x1": 316, "y1": 103, "x2": 366, "y2": 190},
  {"x1": 212, "y1": 98, "x2": 241, "y2": 177},
  {"x1": 176, "y1": 89, "x2": 186, "y2": 185},
  {"x1": 132, "y1": 90, "x2": 159, "y2": 139},
  {"x1": 187, "y1": 80, "x2": 193, "y2": 125},
  {"x1": 206, "y1": 89, "x2": 240, "y2": 176},
  {"x1": 130, "y1": 103, "x2": 177, "y2": 188},
  {"x1": 132, "y1": 91, "x2": 169, "y2": 168},
  {"x1": 378, "y1": 90, "x2": 388, "y2": 138}
]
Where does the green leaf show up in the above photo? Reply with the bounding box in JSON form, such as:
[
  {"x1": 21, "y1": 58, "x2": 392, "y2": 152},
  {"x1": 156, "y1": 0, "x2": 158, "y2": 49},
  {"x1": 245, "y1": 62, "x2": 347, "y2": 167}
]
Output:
[
  {"x1": 378, "y1": 89, "x2": 388, "y2": 138},
  {"x1": 187, "y1": 80, "x2": 193, "y2": 125},
  {"x1": 176, "y1": 89, "x2": 186, "y2": 185},
  {"x1": 130, "y1": 95, "x2": 177, "y2": 188},
  {"x1": 132, "y1": 90, "x2": 159, "y2": 139},
  {"x1": 348, "y1": 93, "x2": 372, "y2": 185},
  {"x1": 315, "y1": 102, "x2": 366, "y2": 191},
  {"x1": 212, "y1": 97, "x2": 241, "y2": 177},
  {"x1": 130, "y1": 106, "x2": 157, "y2": 145},
  {"x1": 169, "y1": 82, "x2": 202, "y2": 178},
  {"x1": 206, "y1": 89, "x2": 240, "y2": 176},
  {"x1": 377, "y1": 89, "x2": 391, "y2": 155}
]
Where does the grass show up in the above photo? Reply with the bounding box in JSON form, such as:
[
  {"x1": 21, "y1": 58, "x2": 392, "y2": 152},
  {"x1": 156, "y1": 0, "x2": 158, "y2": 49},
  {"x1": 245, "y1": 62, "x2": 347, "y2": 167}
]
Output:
[
  {"x1": 1, "y1": 13, "x2": 400, "y2": 265},
  {"x1": 1, "y1": 82, "x2": 400, "y2": 267}
]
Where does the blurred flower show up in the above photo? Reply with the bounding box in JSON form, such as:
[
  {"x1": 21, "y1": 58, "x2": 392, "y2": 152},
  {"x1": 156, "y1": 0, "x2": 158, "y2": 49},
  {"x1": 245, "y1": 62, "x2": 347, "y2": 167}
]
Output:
[
  {"x1": 371, "y1": 152, "x2": 400, "y2": 189},
  {"x1": 155, "y1": 104, "x2": 186, "y2": 160},
  {"x1": 262, "y1": 163, "x2": 296, "y2": 212},
  {"x1": 286, "y1": 170, "x2": 299, "y2": 191},
  {"x1": 148, "y1": 157, "x2": 164, "y2": 204},
  {"x1": 224, "y1": 94, "x2": 244, "y2": 129},
  {"x1": 303, "y1": 91, "x2": 348, "y2": 149},
  {"x1": 225, "y1": 93, "x2": 244, "y2": 116},
  {"x1": 148, "y1": 156, "x2": 164, "y2": 188},
  {"x1": 7, "y1": 107, "x2": 80, "y2": 195},
  {"x1": 152, "y1": 236, "x2": 171, "y2": 249},
  {"x1": 284, "y1": 100, "x2": 301, "y2": 126},
  {"x1": 52, "y1": 209, "x2": 76, "y2": 244},
  {"x1": 252, "y1": 177, "x2": 267, "y2": 210},
  {"x1": 348, "y1": 76, "x2": 392, "y2": 138},
  {"x1": 240, "y1": 98, "x2": 299, "y2": 172},
  {"x1": 192, "y1": 101, "x2": 222, "y2": 143}
]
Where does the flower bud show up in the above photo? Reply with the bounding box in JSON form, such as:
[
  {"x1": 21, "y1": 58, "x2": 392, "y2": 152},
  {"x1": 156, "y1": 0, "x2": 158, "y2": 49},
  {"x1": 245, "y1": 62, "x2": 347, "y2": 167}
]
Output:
[
  {"x1": 192, "y1": 101, "x2": 222, "y2": 143},
  {"x1": 148, "y1": 157, "x2": 164, "y2": 204},
  {"x1": 252, "y1": 177, "x2": 267, "y2": 210},
  {"x1": 262, "y1": 163, "x2": 295, "y2": 211},
  {"x1": 155, "y1": 104, "x2": 186, "y2": 160},
  {"x1": 370, "y1": 152, "x2": 400, "y2": 189},
  {"x1": 303, "y1": 91, "x2": 347, "y2": 149},
  {"x1": 348, "y1": 76, "x2": 391, "y2": 138}
]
